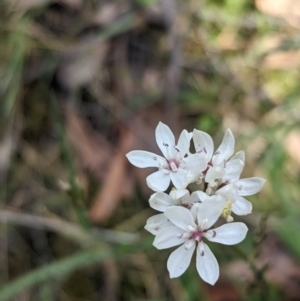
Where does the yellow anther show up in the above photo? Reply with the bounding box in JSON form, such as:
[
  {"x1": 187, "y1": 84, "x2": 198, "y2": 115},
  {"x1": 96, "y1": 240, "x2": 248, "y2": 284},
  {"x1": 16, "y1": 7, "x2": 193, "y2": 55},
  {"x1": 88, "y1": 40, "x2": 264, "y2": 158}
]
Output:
[
  {"x1": 226, "y1": 215, "x2": 234, "y2": 223},
  {"x1": 222, "y1": 201, "x2": 233, "y2": 222}
]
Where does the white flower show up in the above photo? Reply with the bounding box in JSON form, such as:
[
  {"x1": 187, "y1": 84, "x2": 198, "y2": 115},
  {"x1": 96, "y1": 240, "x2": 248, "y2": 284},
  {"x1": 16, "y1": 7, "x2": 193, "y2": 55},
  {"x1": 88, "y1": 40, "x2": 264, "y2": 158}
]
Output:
[
  {"x1": 126, "y1": 122, "x2": 207, "y2": 191},
  {"x1": 145, "y1": 213, "x2": 173, "y2": 235},
  {"x1": 145, "y1": 191, "x2": 224, "y2": 235},
  {"x1": 193, "y1": 129, "x2": 245, "y2": 190},
  {"x1": 216, "y1": 177, "x2": 266, "y2": 219},
  {"x1": 153, "y1": 198, "x2": 248, "y2": 285},
  {"x1": 145, "y1": 189, "x2": 202, "y2": 235},
  {"x1": 149, "y1": 189, "x2": 200, "y2": 212}
]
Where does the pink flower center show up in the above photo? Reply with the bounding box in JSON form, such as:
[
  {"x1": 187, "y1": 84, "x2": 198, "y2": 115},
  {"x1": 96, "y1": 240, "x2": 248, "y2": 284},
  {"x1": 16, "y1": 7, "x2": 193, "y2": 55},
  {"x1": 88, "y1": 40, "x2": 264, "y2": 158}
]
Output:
[
  {"x1": 168, "y1": 159, "x2": 179, "y2": 172},
  {"x1": 191, "y1": 231, "x2": 203, "y2": 242}
]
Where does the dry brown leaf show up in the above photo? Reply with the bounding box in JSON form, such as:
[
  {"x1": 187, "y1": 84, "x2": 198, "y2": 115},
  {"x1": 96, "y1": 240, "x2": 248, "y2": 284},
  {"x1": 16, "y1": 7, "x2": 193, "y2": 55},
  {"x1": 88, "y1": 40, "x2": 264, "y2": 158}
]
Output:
[
  {"x1": 217, "y1": 30, "x2": 243, "y2": 51},
  {"x1": 88, "y1": 106, "x2": 178, "y2": 222},
  {"x1": 130, "y1": 106, "x2": 168, "y2": 151},
  {"x1": 285, "y1": 130, "x2": 300, "y2": 166},
  {"x1": 89, "y1": 128, "x2": 134, "y2": 222},
  {"x1": 9, "y1": 0, "x2": 51, "y2": 10},
  {"x1": 225, "y1": 232, "x2": 300, "y2": 299},
  {"x1": 256, "y1": 0, "x2": 300, "y2": 28},
  {"x1": 56, "y1": 44, "x2": 108, "y2": 91},
  {"x1": 263, "y1": 50, "x2": 300, "y2": 69},
  {"x1": 205, "y1": 276, "x2": 240, "y2": 301},
  {"x1": 93, "y1": 4, "x2": 120, "y2": 25},
  {"x1": 119, "y1": 171, "x2": 134, "y2": 200},
  {"x1": 65, "y1": 108, "x2": 112, "y2": 179},
  {"x1": 0, "y1": 132, "x2": 14, "y2": 174},
  {"x1": 255, "y1": 35, "x2": 300, "y2": 70},
  {"x1": 256, "y1": 0, "x2": 292, "y2": 16}
]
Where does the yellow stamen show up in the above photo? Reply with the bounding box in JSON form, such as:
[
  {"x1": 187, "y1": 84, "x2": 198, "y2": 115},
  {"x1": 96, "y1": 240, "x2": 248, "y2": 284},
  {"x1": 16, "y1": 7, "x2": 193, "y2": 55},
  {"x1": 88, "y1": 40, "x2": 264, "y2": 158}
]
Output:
[{"x1": 222, "y1": 201, "x2": 234, "y2": 222}]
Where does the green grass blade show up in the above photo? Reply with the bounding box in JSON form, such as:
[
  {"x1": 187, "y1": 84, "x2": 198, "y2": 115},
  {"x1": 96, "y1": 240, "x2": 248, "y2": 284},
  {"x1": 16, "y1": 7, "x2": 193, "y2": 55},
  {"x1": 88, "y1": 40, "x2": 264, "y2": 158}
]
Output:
[{"x1": 0, "y1": 246, "x2": 111, "y2": 301}]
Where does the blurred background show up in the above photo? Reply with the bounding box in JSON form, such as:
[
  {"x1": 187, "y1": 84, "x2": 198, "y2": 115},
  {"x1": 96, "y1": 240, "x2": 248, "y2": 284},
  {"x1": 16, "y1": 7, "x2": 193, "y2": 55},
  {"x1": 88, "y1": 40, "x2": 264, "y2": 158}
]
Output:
[{"x1": 1, "y1": 0, "x2": 300, "y2": 300}]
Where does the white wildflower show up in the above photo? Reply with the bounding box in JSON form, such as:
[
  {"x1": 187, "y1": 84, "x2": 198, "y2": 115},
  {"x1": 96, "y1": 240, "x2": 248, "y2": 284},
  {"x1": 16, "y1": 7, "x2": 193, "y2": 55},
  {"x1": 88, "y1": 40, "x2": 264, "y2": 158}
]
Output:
[
  {"x1": 149, "y1": 188, "x2": 201, "y2": 212},
  {"x1": 126, "y1": 122, "x2": 207, "y2": 191},
  {"x1": 193, "y1": 129, "x2": 244, "y2": 191},
  {"x1": 216, "y1": 177, "x2": 266, "y2": 220},
  {"x1": 145, "y1": 189, "x2": 204, "y2": 235},
  {"x1": 153, "y1": 199, "x2": 248, "y2": 285},
  {"x1": 127, "y1": 123, "x2": 265, "y2": 285}
]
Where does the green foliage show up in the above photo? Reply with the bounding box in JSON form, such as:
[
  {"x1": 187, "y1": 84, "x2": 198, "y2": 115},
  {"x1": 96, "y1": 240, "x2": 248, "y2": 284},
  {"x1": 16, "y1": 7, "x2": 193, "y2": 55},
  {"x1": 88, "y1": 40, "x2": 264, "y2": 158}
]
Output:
[{"x1": 0, "y1": 247, "x2": 111, "y2": 301}]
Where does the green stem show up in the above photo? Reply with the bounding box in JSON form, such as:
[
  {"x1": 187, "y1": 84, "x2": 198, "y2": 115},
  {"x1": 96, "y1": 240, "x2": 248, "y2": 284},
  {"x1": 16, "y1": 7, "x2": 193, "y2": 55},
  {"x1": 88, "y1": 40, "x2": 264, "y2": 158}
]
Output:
[
  {"x1": 232, "y1": 244, "x2": 256, "y2": 273},
  {"x1": 50, "y1": 96, "x2": 91, "y2": 229}
]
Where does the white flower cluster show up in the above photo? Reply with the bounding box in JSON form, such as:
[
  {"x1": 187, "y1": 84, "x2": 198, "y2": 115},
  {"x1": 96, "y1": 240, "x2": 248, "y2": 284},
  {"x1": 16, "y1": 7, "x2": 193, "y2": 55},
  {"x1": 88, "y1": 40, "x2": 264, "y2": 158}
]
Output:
[{"x1": 126, "y1": 122, "x2": 266, "y2": 285}]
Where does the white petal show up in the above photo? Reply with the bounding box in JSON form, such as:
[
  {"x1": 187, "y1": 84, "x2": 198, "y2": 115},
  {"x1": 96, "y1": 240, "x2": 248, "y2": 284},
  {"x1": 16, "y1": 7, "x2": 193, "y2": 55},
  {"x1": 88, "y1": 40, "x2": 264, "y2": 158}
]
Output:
[
  {"x1": 153, "y1": 226, "x2": 187, "y2": 249},
  {"x1": 155, "y1": 122, "x2": 175, "y2": 159},
  {"x1": 197, "y1": 197, "x2": 226, "y2": 230},
  {"x1": 146, "y1": 171, "x2": 170, "y2": 192},
  {"x1": 216, "y1": 184, "x2": 238, "y2": 203},
  {"x1": 205, "y1": 166, "x2": 225, "y2": 184},
  {"x1": 196, "y1": 242, "x2": 219, "y2": 285},
  {"x1": 185, "y1": 173, "x2": 199, "y2": 184},
  {"x1": 167, "y1": 240, "x2": 196, "y2": 278},
  {"x1": 191, "y1": 203, "x2": 201, "y2": 221},
  {"x1": 230, "y1": 150, "x2": 245, "y2": 164},
  {"x1": 177, "y1": 129, "x2": 190, "y2": 156},
  {"x1": 190, "y1": 191, "x2": 202, "y2": 205},
  {"x1": 185, "y1": 153, "x2": 208, "y2": 177},
  {"x1": 149, "y1": 192, "x2": 177, "y2": 212},
  {"x1": 144, "y1": 213, "x2": 173, "y2": 235},
  {"x1": 126, "y1": 150, "x2": 167, "y2": 168},
  {"x1": 232, "y1": 196, "x2": 252, "y2": 215},
  {"x1": 164, "y1": 206, "x2": 196, "y2": 231},
  {"x1": 224, "y1": 159, "x2": 244, "y2": 181},
  {"x1": 169, "y1": 189, "x2": 189, "y2": 201},
  {"x1": 212, "y1": 129, "x2": 235, "y2": 166},
  {"x1": 170, "y1": 168, "x2": 188, "y2": 189},
  {"x1": 235, "y1": 177, "x2": 266, "y2": 196},
  {"x1": 205, "y1": 222, "x2": 248, "y2": 245},
  {"x1": 193, "y1": 129, "x2": 214, "y2": 160},
  {"x1": 192, "y1": 191, "x2": 209, "y2": 203}
]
